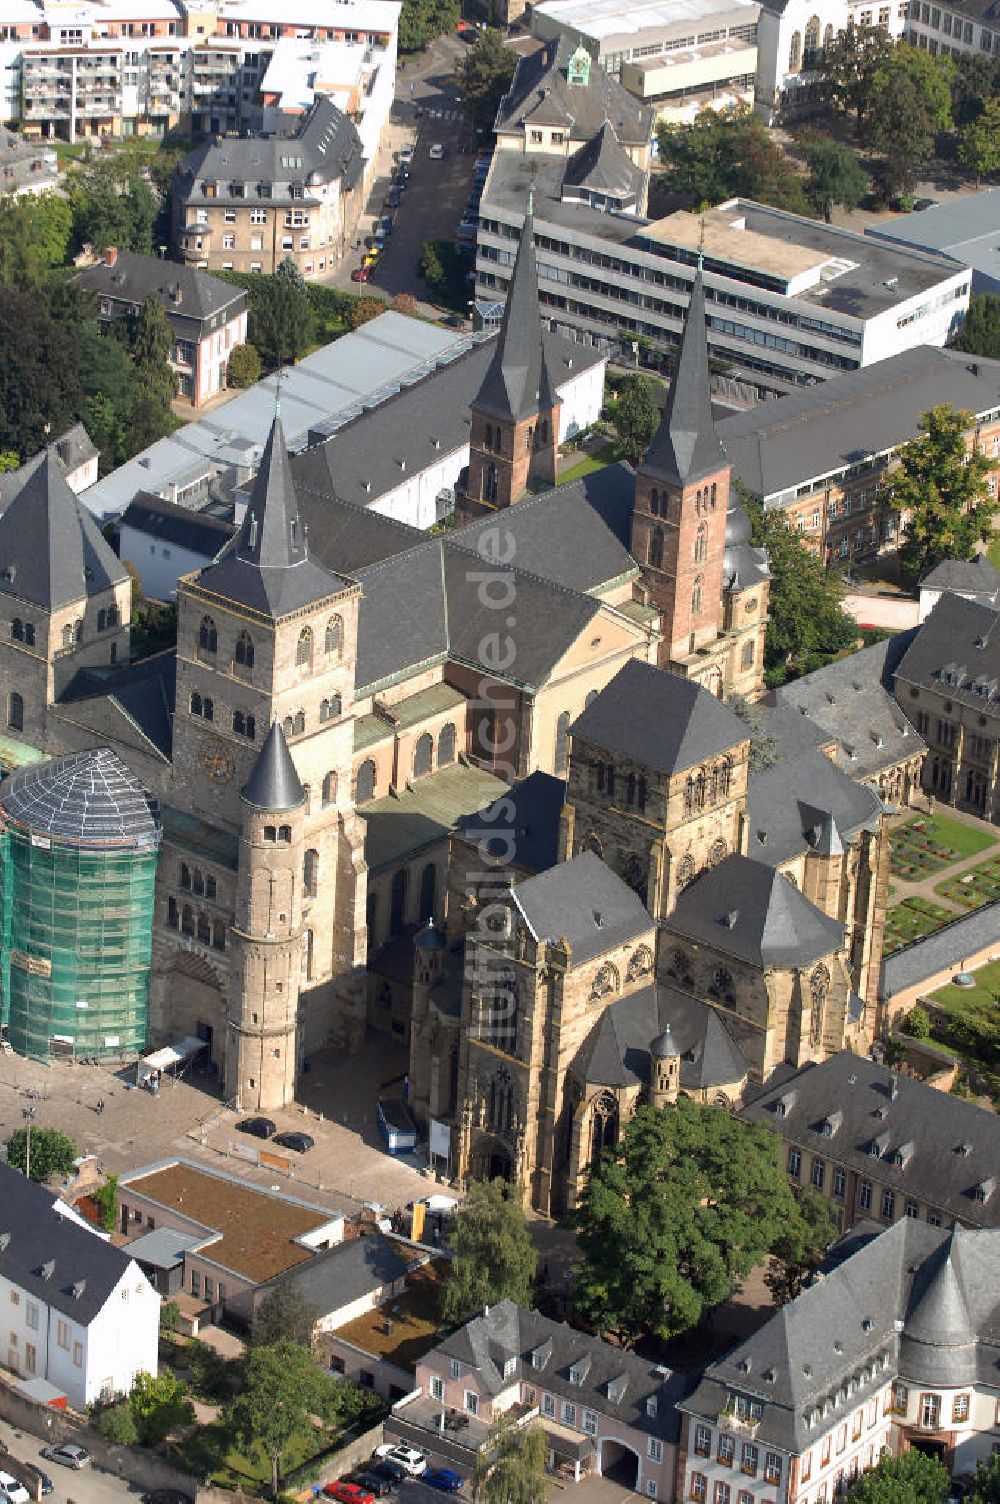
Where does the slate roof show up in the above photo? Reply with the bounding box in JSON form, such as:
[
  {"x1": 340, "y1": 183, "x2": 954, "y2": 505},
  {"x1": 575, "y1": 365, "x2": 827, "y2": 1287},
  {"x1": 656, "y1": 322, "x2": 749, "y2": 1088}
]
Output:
[
  {"x1": 572, "y1": 981, "x2": 749, "y2": 1093},
  {"x1": 242, "y1": 719, "x2": 306, "y2": 812},
  {"x1": 879, "y1": 899, "x2": 1000, "y2": 1000},
  {"x1": 0, "y1": 747, "x2": 161, "y2": 851},
  {"x1": 740, "y1": 1053, "x2": 1000, "y2": 1231},
  {"x1": 432, "y1": 1300, "x2": 689, "y2": 1443},
  {"x1": 497, "y1": 34, "x2": 653, "y2": 147},
  {"x1": 776, "y1": 640, "x2": 925, "y2": 784},
  {"x1": 473, "y1": 207, "x2": 558, "y2": 424},
  {"x1": 78, "y1": 250, "x2": 246, "y2": 329},
  {"x1": 667, "y1": 854, "x2": 845, "y2": 968},
  {"x1": 641, "y1": 270, "x2": 729, "y2": 489},
  {"x1": 717, "y1": 346, "x2": 1000, "y2": 500},
  {"x1": 746, "y1": 747, "x2": 883, "y2": 868},
  {"x1": 0, "y1": 449, "x2": 127, "y2": 611},
  {"x1": 0, "y1": 1162, "x2": 143, "y2": 1327},
  {"x1": 893, "y1": 591, "x2": 1000, "y2": 710},
  {"x1": 562, "y1": 121, "x2": 644, "y2": 204},
  {"x1": 197, "y1": 415, "x2": 354, "y2": 618},
  {"x1": 258, "y1": 1231, "x2": 413, "y2": 1317},
  {"x1": 570, "y1": 660, "x2": 747, "y2": 773},
  {"x1": 121, "y1": 492, "x2": 234, "y2": 558},
  {"x1": 920, "y1": 554, "x2": 1000, "y2": 596},
  {"x1": 57, "y1": 651, "x2": 177, "y2": 764},
  {"x1": 512, "y1": 850, "x2": 652, "y2": 964},
  {"x1": 456, "y1": 771, "x2": 566, "y2": 876},
  {"x1": 175, "y1": 95, "x2": 364, "y2": 208}
]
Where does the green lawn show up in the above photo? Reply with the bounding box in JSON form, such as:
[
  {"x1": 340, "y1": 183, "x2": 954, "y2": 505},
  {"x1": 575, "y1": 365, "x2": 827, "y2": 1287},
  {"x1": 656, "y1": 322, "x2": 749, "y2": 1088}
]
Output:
[
  {"x1": 889, "y1": 813, "x2": 995, "y2": 880},
  {"x1": 935, "y1": 853, "x2": 1000, "y2": 910},
  {"x1": 988, "y1": 536, "x2": 1000, "y2": 571},
  {"x1": 884, "y1": 895, "x2": 956, "y2": 954},
  {"x1": 169, "y1": 1419, "x2": 330, "y2": 1491},
  {"x1": 930, "y1": 959, "x2": 1000, "y2": 1104},
  {"x1": 557, "y1": 442, "x2": 618, "y2": 486}
]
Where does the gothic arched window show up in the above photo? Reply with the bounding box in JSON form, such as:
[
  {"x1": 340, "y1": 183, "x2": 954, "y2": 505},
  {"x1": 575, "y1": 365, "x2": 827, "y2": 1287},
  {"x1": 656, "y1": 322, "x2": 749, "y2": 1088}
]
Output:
[
  {"x1": 650, "y1": 487, "x2": 660, "y2": 517},
  {"x1": 554, "y1": 710, "x2": 570, "y2": 774},
  {"x1": 296, "y1": 626, "x2": 313, "y2": 669},
  {"x1": 711, "y1": 967, "x2": 735, "y2": 1003},
  {"x1": 303, "y1": 848, "x2": 319, "y2": 898},
  {"x1": 695, "y1": 522, "x2": 708, "y2": 563},
  {"x1": 623, "y1": 854, "x2": 646, "y2": 901},
  {"x1": 676, "y1": 853, "x2": 696, "y2": 891},
  {"x1": 326, "y1": 616, "x2": 343, "y2": 656},
  {"x1": 591, "y1": 1091, "x2": 619, "y2": 1167},
  {"x1": 691, "y1": 574, "x2": 703, "y2": 616},
  {"x1": 488, "y1": 1067, "x2": 514, "y2": 1135},
  {"x1": 390, "y1": 867, "x2": 408, "y2": 936},
  {"x1": 649, "y1": 526, "x2": 664, "y2": 569},
  {"x1": 438, "y1": 722, "x2": 456, "y2": 765},
  {"x1": 356, "y1": 758, "x2": 376, "y2": 804},
  {"x1": 413, "y1": 733, "x2": 433, "y2": 778},
  {"x1": 626, "y1": 945, "x2": 654, "y2": 983},
  {"x1": 810, "y1": 963, "x2": 831, "y2": 1046},
  {"x1": 485, "y1": 463, "x2": 498, "y2": 504},
  {"x1": 199, "y1": 615, "x2": 217, "y2": 654},
  {"x1": 709, "y1": 837, "x2": 728, "y2": 866},
  {"x1": 590, "y1": 963, "x2": 620, "y2": 1001},
  {"x1": 235, "y1": 630, "x2": 254, "y2": 668},
  {"x1": 322, "y1": 770, "x2": 337, "y2": 807},
  {"x1": 8, "y1": 692, "x2": 23, "y2": 732},
  {"x1": 485, "y1": 971, "x2": 517, "y2": 1054}
]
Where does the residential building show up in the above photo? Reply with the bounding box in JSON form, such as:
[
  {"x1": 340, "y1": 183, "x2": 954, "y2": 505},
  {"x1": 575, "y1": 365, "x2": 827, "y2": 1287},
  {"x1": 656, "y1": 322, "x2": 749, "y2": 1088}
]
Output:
[
  {"x1": 678, "y1": 1217, "x2": 1000, "y2": 1502},
  {"x1": 717, "y1": 346, "x2": 1000, "y2": 564},
  {"x1": 318, "y1": 1252, "x2": 449, "y2": 1403},
  {"x1": 741, "y1": 1052, "x2": 1000, "y2": 1234},
  {"x1": 228, "y1": 1229, "x2": 420, "y2": 1334},
  {"x1": 118, "y1": 493, "x2": 234, "y2": 600},
  {"x1": 904, "y1": 0, "x2": 1000, "y2": 61},
  {"x1": 393, "y1": 1300, "x2": 691, "y2": 1493},
  {"x1": 172, "y1": 96, "x2": 366, "y2": 280},
  {"x1": 0, "y1": 424, "x2": 98, "y2": 506},
  {"x1": 0, "y1": 125, "x2": 57, "y2": 195},
  {"x1": 0, "y1": 1162, "x2": 159, "y2": 1410},
  {"x1": 918, "y1": 556, "x2": 1000, "y2": 623},
  {"x1": 531, "y1": 0, "x2": 759, "y2": 118},
  {"x1": 77, "y1": 248, "x2": 248, "y2": 407},
  {"x1": 892, "y1": 591, "x2": 1000, "y2": 819}
]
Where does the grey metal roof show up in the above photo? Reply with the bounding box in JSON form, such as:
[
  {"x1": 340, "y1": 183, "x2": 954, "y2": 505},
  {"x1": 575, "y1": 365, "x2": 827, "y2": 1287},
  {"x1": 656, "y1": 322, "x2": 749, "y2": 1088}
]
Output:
[
  {"x1": 642, "y1": 270, "x2": 729, "y2": 488},
  {"x1": 746, "y1": 746, "x2": 883, "y2": 867},
  {"x1": 562, "y1": 121, "x2": 644, "y2": 204},
  {"x1": 497, "y1": 35, "x2": 653, "y2": 147},
  {"x1": 879, "y1": 899, "x2": 1000, "y2": 1000},
  {"x1": 432, "y1": 1300, "x2": 689, "y2": 1442},
  {"x1": 197, "y1": 415, "x2": 354, "y2": 618},
  {"x1": 898, "y1": 1233, "x2": 977, "y2": 1388},
  {"x1": 121, "y1": 492, "x2": 234, "y2": 558},
  {"x1": 241, "y1": 719, "x2": 306, "y2": 812},
  {"x1": 124, "y1": 1226, "x2": 203, "y2": 1271},
  {"x1": 472, "y1": 209, "x2": 558, "y2": 424},
  {"x1": 258, "y1": 1231, "x2": 412, "y2": 1314},
  {"x1": 512, "y1": 850, "x2": 651, "y2": 963},
  {"x1": 893, "y1": 590, "x2": 1000, "y2": 712},
  {"x1": 570, "y1": 660, "x2": 748, "y2": 774},
  {"x1": 1, "y1": 746, "x2": 161, "y2": 851},
  {"x1": 776, "y1": 640, "x2": 925, "y2": 784},
  {"x1": 865, "y1": 188, "x2": 1000, "y2": 292},
  {"x1": 920, "y1": 555, "x2": 1000, "y2": 594},
  {"x1": 0, "y1": 1163, "x2": 147, "y2": 1327},
  {"x1": 668, "y1": 853, "x2": 845, "y2": 968},
  {"x1": 573, "y1": 981, "x2": 749, "y2": 1092},
  {"x1": 717, "y1": 347, "x2": 1000, "y2": 500},
  {"x1": 456, "y1": 771, "x2": 566, "y2": 875},
  {"x1": 78, "y1": 250, "x2": 246, "y2": 330},
  {"x1": 741, "y1": 1053, "x2": 1000, "y2": 1231},
  {"x1": 0, "y1": 449, "x2": 127, "y2": 611}
]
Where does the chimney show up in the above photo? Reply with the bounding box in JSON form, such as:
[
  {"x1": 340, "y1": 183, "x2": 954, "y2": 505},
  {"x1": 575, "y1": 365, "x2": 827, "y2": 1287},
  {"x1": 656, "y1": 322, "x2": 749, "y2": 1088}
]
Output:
[
  {"x1": 173, "y1": 283, "x2": 183, "y2": 305},
  {"x1": 104, "y1": 245, "x2": 118, "y2": 268}
]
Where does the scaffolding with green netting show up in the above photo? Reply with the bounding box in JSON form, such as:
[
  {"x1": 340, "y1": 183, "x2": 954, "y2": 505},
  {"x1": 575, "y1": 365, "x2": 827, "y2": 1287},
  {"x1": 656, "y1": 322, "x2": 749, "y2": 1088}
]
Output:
[{"x1": 0, "y1": 748, "x2": 161, "y2": 1063}]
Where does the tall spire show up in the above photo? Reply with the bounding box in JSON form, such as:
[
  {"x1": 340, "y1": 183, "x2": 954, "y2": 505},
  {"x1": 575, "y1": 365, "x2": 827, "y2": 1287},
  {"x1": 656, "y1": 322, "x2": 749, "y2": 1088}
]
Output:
[
  {"x1": 472, "y1": 198, "x2": 555, "y2": 424},
  {"x1": 239, "y1": 415, "x2": 305, "y2": 570},
  {"x1": 241, "y1": 719, "x2": 306, "y2": 812},
  {"x1": 642, "y1": 269, "x2": 728, "y2": 488}
]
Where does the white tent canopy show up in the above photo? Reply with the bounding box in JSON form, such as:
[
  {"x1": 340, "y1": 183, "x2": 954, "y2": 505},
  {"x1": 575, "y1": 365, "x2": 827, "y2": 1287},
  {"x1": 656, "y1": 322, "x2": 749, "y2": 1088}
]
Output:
[{"x1": 137, "y1": 1036, "x2": 206, "y2": 1084}]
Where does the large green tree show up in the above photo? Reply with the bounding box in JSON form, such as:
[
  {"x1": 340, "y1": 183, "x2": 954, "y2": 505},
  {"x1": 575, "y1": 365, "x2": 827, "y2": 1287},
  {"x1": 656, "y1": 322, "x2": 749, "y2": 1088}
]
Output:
[
  {"x1": 805, "y1": 137, "x2": 869, "y2": 221},
  {"x1": 398, "y1": 0, "x2": 459, "y2": 52},
  {"x1": 571, "y1": 1100, "x2": 831, "y2": 1345},
  {"x1": 472, "y1": 1411, "x2": 548, "y2": 1504},
  {"x1": 71, "y1": 158, "x2": 159, "y2": 255},
  {"x1": 958, "y1": 96, "x2": 1000, "y2": 183},
  {"x1": 763, "y1": 1188, "x2": 837, "y2": 1305},
  {"x1": 951, "y1": 50, "x2": 1000, "y2": 127},
  {"x1": 0, "y1": 194, "x2": 73, "y2": 289},
  {"x1": 456, "y1": 29, "x2": 517, "y2": 141},
  {"x1": 252, "y1": 258, "x2": 314, "y2": 368},
  {"x1": 251, "y1": 1283, "x2": 318, "y2": 1349},
  {"x1": 656, "y1": 106, "x2": 811, "y2": 214},
  {"x1": 128, "y1": 1369, "x2": 195, "y2": 1445},
  {"x1": 440, "y1": 1177, "x2": 537, "y2": 1325},
  {"x1": 888, "y1": 404, "x2": 996, "y2": 584},
  {"x1": 819, "y1": 22, "x2": 895, "y2": 129},
  {"x1": 610, "y1": 373, "x2": 660, "y2": 463},
  {"x1": 968, "y1": 1456, "x2": 1000, "y2": 1504},
  {"x1": 846, "y1": 1448, "x2": 948, "y2": 1503},
  {"x1": 868, "y1": 47, "x2": 954, "y2": 197},
  {"x1": 0, "y1": 287, "x2": 83, "y2": 458},
  {"x1": 5, "y1": 1127, "x2": 77, "y2": 1183}
]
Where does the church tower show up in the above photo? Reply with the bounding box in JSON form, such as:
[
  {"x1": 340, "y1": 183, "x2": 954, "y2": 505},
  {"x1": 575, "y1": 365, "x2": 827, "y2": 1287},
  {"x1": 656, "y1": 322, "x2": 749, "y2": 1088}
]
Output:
[
  {"x1": 462, "y1": 194, "x2": 561, "y2": 517},
  {"x1": 648, "y1": 1023, "x2": 680, "y2": 1109},
  {"x1": 632, "y1": 269, "x2": 732, "y2": 669},
  {"x1": 229, "y1": 720, "x2": 306, "y2": 1110}
]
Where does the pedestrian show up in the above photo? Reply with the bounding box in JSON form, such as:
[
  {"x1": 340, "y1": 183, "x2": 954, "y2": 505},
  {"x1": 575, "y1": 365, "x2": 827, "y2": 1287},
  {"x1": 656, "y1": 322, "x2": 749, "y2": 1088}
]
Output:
[{"x1": 96, "y1": 1098, "x2": 104, "y2": 1115}]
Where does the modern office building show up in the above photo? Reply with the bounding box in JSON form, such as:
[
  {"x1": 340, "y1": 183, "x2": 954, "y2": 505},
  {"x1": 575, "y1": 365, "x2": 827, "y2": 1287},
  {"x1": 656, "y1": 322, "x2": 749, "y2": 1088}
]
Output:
[{"x1": 866, "y1": 190, "x2": 1000, "y2": 299}]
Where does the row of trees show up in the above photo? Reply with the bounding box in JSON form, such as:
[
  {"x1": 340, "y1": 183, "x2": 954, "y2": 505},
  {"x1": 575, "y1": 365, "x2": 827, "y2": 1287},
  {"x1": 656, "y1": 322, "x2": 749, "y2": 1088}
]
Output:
[{"x1": 216, "y1": 259, "x2": 391, "y2": 372}]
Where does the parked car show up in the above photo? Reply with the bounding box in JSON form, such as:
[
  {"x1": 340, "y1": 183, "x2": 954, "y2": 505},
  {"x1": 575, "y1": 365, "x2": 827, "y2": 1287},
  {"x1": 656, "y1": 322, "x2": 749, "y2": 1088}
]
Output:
[
  {"x1": 387, "y1": 188, "x2": 402, "y2": 208},
  {"x1": 373, "y1": 1445, "x2": 427, "y2": 1476},
  {"x1": 0, "y1": 1474, "x2": 30, "y2": 1504},
  {"x1": 274, "y1": 1131, "x2": 315, "y2": 1153},
  {"x1": 369, "y1": 1461, "x2": 407, "y2": 1487},
  {"x1": 237, "y1": 1116, "x2": 276, "y2": 1139},
  {"x1": 347, "y1": 1472, "x2": 393, "y2": 1497},
  {"x1": 351, "y1": 265, "x2": 372, "y2": 282},
  {"x1": 429, "y1": 143, "x2": 445, "y2": 160},
  {"x1": 40, "y1": 1445, "x2": 91, "y2": 1471},
  {"x1": 324, "y1": 1484, "x2": 374, "y2": 1504},
  {"x1": 23, "y1": 1467, "x2": 54, "y2": 1497},
  {"x1": 141, "y1": 1492, "x2": 194, "y2": 1504},
  {"x1": 423, "y1": 1469, "x2": 464, "y2": 1493},
  {"x1": 399, "y1": 146, "x2": 414, "y2": 164}
]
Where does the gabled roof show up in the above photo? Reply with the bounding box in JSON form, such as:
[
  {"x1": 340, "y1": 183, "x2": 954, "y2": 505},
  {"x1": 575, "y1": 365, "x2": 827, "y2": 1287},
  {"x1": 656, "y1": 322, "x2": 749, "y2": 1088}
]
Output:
[
  {"x1": 920, "y1": 554, "x2": 1000, "y2": 595},
  {"x1": 512, "y1": 850, "x2": 652, "y2": 964},
  {"x1": 746, "y1": 747, "x2": 883, "y2": 867},
  {"x1": 121, "y1": 492, "x2": 234, "y2": 558},
  {"x1": 259, "y1": 1231, "x2": 413, "y2": 1316},
  {"x1": 456, "y1": 771, "x2": 565, "y2": 876},
  {"x1": 472, "y1": 208, "x2": 558, "y2": 425},
  {"x1": 570, "y1": 659, "x2": 747, "y2": 774},
  {"x1": 0, "y1": 1163, "x2": 144, "y2": 1327},
  {"x1": 668, "y1": 854, "x2": 844, "y2": 969},
  {"x1": 496, "y1": 34, "x2": 653, "y2": 147},
  {"x1": 78, "y1": 249, "x2": 246, "y2": 327},
  {"x1": 57, "y1": 651, "x2": 176, "y2": 764},
  {"x1": 573, "y1": 981, "x2": 749, "y2": 1092},
  {"x1": 197, "y1": 415, "x2": 354, "y2": 618},
  {"x1": 879, "y1": 899, "x2": 1000, "y2": 1001},
  {"x1": 562, "y1": 121, "x2": 644, "y2": 203},
  {"x1": 640, "y1": 270, "x2": 729, "y2": 489},
  {"x1": 893, "y1": 591, "x2": 1000, "y2": 709},
  {"x1": 242, "y1": 719, "x2": 306, "y2": 812},
  {"x1": 0, "y1": 448, "x2": 127, "y2": 611}
]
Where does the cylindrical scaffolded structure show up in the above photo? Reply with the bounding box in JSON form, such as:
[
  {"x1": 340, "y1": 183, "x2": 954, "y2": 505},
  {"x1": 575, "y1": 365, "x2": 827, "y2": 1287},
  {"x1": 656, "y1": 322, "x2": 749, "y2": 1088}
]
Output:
[{"x1": 0, "y1": 747, "x2": 161, "y2": 1062}]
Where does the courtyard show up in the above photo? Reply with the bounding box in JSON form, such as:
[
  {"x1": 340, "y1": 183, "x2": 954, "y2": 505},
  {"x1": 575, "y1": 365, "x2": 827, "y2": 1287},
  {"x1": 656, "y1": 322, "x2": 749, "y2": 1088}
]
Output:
[
  {"x1": 884, "y1": 809, "x2": 1000, "y2": 955},
  {"x1": 929, "y1": 960, "x2": 1000, "y2": 1106}
]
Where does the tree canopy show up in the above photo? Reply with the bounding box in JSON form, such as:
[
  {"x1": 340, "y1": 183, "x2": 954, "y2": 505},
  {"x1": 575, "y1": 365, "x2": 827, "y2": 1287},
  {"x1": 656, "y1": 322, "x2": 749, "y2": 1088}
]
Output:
[
  {"x1": 5, "y1": 1126, "x2": 78, "y2": 1183},
  {"x1": 804, "y1": 137, "x2": 869, "y2": 221},
  {"x1": 819, "y1": 22, "x2": 895, "y2": 128},
  {"x1": 472, "y1": 1411, "x2": 548, "y2": 1504},
  {"x1": 571, "y1": 1100, "x2": 831, "y2": 1344},
  {"x1": 398, "y1": 0, "x2": 459, "y2": 52},
  {"x1": 251, "y1": 1283, "x2": 319, "y2": 1349},
  {"x1": 440, "y1": 1177, "x2": 537, "y2": 1325},
  {"x1": 71, "y1": 157, "x2": 159, "y2": 255},
  {"x1": 655, "y1": 106, "x2": 811, "y2": 215},
  {"x1": 888, "y1": 404, "x2": 996, "y2": 584},
  {"x1": 968, "y1": 1456, "x2": 1000, "y2": 1504},
  {"x1": 128, "y1": 1369, "x2": 195, "y2": 1445},
  {"x1": 252, "y1": 258, "x2": 315, "y2": 368},
  {"x1": 958, "y1": 97, "x2": 1000, "y2": 182},
  {"x1": 456, "y1": 29, "x2": 517, "y2": 141},
  {"x1": 763, "y1": 1187, "x2": 837, "y2": 1306},
  {"x1": 609, "y1": 373, "x2": 660, "y2": 463},
  {"x1": 846, "y1": 1448, "x2": 948, "y2": 1503}
]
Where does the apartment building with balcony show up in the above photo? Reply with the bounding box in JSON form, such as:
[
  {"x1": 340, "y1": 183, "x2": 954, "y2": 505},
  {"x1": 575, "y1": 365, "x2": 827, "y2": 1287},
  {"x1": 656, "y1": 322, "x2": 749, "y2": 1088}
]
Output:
[
  {"x1": 716, "y1": 345, "x2": 1000, "y2": 565},
  {"x1": 172, "y1": 93, "x2": 366, "y2": 278},
  {"x1": 77, "y1": 246, "x2": 247, "y2": 405}
]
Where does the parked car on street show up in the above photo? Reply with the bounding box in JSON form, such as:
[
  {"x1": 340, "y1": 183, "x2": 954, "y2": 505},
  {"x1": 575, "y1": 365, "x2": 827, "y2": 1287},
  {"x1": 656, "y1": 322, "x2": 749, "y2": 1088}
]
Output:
[
  {"x1": 373, "y1": 1445, "x2": 427, "y2": 1476},
  {"x1": 0, "y1": 1474, "x2": 29, "y2": 1504},
  {"x1": 40, "y1": 1446, "x2": 91, "y2": 1471},
  {"x1": 274, "y1": 1131, "x2": 315, "y2": 1153},
  {"x1": 370, "y1": 1461, "x2": 406, "y2": 1487},
  {"x1": 423, "y1": 1469, "x2": 465, "y2": 1493},
  {"x1": 324, "y1": 1484, "x2": 374, "y2": 1504},
  {"x1": 352, "y1": 265, "x2": 372, "y2": 282},
  {"x1": 347, "y1": 1472, "x2": 392, "y2": 1498},
  {"x1": 429, "y1": 143, "x2": 445, "y2": 160},
  {"x1": 237, "y1": 1117, "x2": 276, "y2": 1139}
]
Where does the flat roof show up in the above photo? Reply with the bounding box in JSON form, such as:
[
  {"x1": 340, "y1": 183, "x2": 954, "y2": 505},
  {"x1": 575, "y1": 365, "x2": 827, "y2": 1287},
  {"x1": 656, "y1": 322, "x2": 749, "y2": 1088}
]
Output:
[
  {"x1": 327, "y1": 1256, "x2": 450, "y2": 1370},
  {"x1": 534, "y1": 0, "x2": 757, "y2": 40},
  {"x1": 645, "y1": 207, "x2": 825, "y2": 281},
  {"x1": 865, "y1": 188, "x2": 1000, "y2": 288},
  {"x1": 361, "y1": 760, "x2": 508, "y2": 871},
  {"x1": 121, "y1": 1162, "x2": 337, "y2": 1283}
]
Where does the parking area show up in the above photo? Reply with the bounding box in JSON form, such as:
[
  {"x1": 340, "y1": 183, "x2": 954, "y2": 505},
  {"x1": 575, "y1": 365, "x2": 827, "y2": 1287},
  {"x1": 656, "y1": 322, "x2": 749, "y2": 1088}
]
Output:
[{"x1": 0, "y1": 1423, "x2": 138, "y2": 1504}]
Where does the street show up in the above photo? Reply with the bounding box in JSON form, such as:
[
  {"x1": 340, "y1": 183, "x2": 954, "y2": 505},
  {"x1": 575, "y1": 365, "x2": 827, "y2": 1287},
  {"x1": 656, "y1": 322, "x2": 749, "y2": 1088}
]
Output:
[{"x1": 0, "y1": 1424, "x2": 138, "y2": 1504}]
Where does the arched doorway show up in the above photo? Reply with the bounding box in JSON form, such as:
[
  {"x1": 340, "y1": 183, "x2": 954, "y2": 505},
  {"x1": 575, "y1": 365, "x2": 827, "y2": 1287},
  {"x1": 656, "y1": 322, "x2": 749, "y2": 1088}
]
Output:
[
  {"x1": 599, "y1": 1439, "x2": 639, "y2": 1489},
  {"x1": 472, "y1": 1136, "x2": 513, "y2": 1182}
]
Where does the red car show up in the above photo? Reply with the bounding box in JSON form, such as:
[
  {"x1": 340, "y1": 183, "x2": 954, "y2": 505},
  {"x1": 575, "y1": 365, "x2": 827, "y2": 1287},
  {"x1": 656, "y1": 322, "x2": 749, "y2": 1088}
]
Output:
[
  {"x1": 324, "y1": 1486, "x2": 374, "y2": 1504},
  {"x1": 351, "y1": 265, "x2": 371, "y2": 282}
]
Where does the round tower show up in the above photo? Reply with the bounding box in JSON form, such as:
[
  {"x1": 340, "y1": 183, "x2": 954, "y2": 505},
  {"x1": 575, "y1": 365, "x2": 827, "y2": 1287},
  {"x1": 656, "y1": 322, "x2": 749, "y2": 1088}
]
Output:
[
  {"x1": 649, "y1": 1022, "x2": 680, "y2": 1109},
  {"x1": 227, "y1": 719, "x2": 306, "y2": 1111}
]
